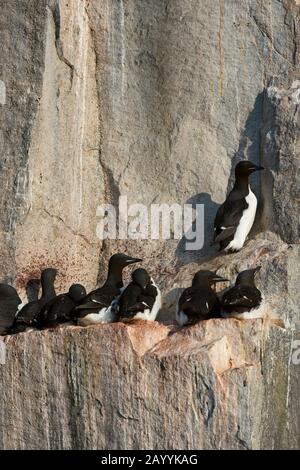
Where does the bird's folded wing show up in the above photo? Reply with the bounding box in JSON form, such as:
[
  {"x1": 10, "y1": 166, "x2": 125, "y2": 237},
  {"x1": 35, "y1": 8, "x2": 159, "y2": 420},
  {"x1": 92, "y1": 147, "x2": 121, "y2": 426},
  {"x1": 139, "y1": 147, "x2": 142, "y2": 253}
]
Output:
[
  {"x1": 214, "y1": 226, "x2": 236, "y2": 243},
  {"x1": 75, "y1": 286, "x2": 117, "y2": 311},
  {"x1": 127, "y1": 301, "x2": 150, "y2": 313},
  {"x1": 75, "y1": 299, "x2": 105, "y2": 310},
  {"x1": 178, "y1": 287, "x2": 196, "y2": 306},
  {"x1": 222, "y1": 287, "x2": 260, "y2": 308},
  {"x1": 36, "y1": 296, "x2": 59, "y2": 326},
  {"x1": 223, "y1": 296, "x2": 253, "y2": 307},
  {"x1": 15, "y1": 302, "x2": 38, "y2": 323},
  {"x1": 73, "y1": 299, "x2": 107, "y2": 319},
  {"x1": 145, "y1": 284, "x2": 158, "y2": 297},
  {"x1": 141, "y1": 293, "x2": 156, "y2": 309},
  {"x1": 214, "y1": 198, "x2": 248, "y2": 240}
]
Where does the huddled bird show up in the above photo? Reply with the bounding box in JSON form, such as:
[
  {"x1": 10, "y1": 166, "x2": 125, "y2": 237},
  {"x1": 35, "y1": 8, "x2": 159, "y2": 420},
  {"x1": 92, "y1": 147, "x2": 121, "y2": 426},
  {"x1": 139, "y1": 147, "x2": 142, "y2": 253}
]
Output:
[
  {"x1": 36, "y1": 283, "x2": 87, "y2": 328},
  {"x1": 0, "y1": 284, "x2": 22, "y2": 335},
  {"x1": 73, "y1": 253, "x2": 142, "y2": 326},
  {"x1": 118, "y1": 268, "x2": 161, "y2": 322},
  {"x1": 11, "y1": 268, "x2": 57, "y2": 333},
  {"x1": 0, "y1": 157, "x2": 268, "y2": 336},
  {"x1": 214, "y1": 161, "x2": 264, "y2": 252},
  {"x1": 176, "y1": 270, "x2": 228, "y2": 326},
  {"x1": 221, "y1": 266, "x2": 263, "y2": 319}
]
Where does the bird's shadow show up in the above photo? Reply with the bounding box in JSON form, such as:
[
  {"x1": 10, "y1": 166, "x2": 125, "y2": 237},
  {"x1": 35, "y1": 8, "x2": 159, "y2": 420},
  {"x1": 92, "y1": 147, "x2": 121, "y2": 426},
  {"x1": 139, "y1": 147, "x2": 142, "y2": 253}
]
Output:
[
  {"x1": 227, "y1": 91, "x2": 266, "y2": 235},
  {"x1": 227, "y1": 91, "x2": 265, "y2": 193},
  {"x1": 175, "y1": 192, "x2": 220, "y2": 265},
  {"x1": 175, "y1": 91, "x2": 267, "y2": 267},
  {"x1": 157, "y1": 287, "x2": 184, "y2": 322}
]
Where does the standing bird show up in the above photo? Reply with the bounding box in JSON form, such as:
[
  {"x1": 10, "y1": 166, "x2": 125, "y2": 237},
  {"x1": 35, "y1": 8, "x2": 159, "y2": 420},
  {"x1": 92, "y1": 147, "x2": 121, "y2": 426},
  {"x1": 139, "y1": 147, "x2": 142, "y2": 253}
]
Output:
[
  {"x1": 0, "y1": 284, "x2": 22, "y2": 335},
  {"x1": 74, "y1": 253, "x2": 142, "y2": 326},
  {"x1": 36, "y1": 283, "x2": 86, "y2": 328},
  {"x1": 176, "y1": 270, "x2": 228, "y2": 326},
  {"x1": 11, "y1": 268, "x2": 57, "y2": 333},
  {"x1": 221, "y1": 266, "x2": 263, "y2": 319},
  {"x1": 214, "y1": 161, "x2": 264, "y2": 252},
  {"x1": 118, "y1": 268, "x2": 161, "y2": 322}
]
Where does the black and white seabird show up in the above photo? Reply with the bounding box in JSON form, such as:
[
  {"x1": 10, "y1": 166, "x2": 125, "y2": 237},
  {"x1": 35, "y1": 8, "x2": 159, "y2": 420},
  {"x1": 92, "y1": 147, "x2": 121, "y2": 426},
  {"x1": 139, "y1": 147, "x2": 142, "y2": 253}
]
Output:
[
  {"x1": 74, "y1": 253, "x2": 142, "y2": 326},
  {"x1": 221, "y1": 266, "x2": 263, "y2": 319},
  {"x1": 214, "y1": 161, "x2": 264, "y2": 252},
  {"x1": 176, "y1": 270, "x2": 228, "y2": 326},
  {"x1": 36, "y1": 283, "x2": 86, "y2": 328},
  {"x1": 11, "y1": 268, "x2": 57, "y2": 333},
  {"x1": 0, "y1": 284, "x2": 22, "y2": 335},
  {"x1": 118, "y1": 268, "x2": 161, "y2": 322}
]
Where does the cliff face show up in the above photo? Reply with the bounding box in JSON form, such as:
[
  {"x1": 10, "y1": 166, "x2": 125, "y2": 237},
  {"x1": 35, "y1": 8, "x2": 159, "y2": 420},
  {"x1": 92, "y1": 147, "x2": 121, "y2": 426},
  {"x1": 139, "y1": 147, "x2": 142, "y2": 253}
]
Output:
[
  {"x1": 0, "y1": 0, "x2": 103, "y2": 293},
  {"x1": 1, "y1": 0, "x2": 299, "y2": 290},
  {"x1": 1, "y1": 320, "x2": 300, "y2": 450},
  {"x1": 0, "y1": 0, "x2": 300, "y2": 450}
]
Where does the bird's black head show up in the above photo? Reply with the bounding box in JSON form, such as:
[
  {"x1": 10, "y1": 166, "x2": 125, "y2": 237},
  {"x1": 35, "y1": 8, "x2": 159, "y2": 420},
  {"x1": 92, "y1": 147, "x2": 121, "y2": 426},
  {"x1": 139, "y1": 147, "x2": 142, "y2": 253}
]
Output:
[
  {"x1": 108, "y1": 253, "x2": 143, "y2": 270},
  {"x1": 192, "y1": 270, "x2": 229, "y2": 287},
  {"x1": 235, "y1": 161, "x2": 264, "y2": 178},
  {"x1": 68, "y1": 284, "x2": 87, "y2": 302},
  {"x1": 0, "y1": 283, "x2": 18, "y2": 298},
  {"x1": 132, "y1": 268, "x2": 150, "y2": 290},
  {"x1": 235, "y1": 266, "x2": 261, "y2": 286},
  {"x1": 41, "y1": 268, "x2": 57, "y2": 284},
  {"x1": 104, "y1": 253, "x2": 143, "y2": 289}
]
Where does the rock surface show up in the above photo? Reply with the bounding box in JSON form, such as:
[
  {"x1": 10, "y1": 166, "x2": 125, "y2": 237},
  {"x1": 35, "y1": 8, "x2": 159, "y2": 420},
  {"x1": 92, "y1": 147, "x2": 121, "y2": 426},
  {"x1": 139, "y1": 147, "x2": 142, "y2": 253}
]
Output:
[
  {"x1": 261, "y1": 80, "x2": 300, "y2": 243},
  {"x1": 0, "y1": 0, "x2": 300, "y2": 290},
  {"x1": 0, "y1": 319, "x2": 299, "y2": 450},
  {"x1": 0, "y1": 0, "x2": 300, "y2": 450}
]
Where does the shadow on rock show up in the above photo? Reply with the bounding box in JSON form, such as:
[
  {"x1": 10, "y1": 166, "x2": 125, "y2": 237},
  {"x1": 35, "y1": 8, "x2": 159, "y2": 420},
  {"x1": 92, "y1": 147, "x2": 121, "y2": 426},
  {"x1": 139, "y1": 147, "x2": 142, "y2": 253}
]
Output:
[
  {"x1": 175, "y1": 192, "x2": 219, "y2": 265},
  {"x1": 227, "y1": 91, "x2": 265, "y2": 193},
  {"x1": 157, "y1": 287, "x2": 185, "y2": 322}
]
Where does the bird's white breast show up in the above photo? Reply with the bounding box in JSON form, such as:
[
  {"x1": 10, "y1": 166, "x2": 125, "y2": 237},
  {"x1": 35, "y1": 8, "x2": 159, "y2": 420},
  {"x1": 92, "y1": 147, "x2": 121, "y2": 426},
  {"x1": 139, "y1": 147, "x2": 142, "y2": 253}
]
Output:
[
  {"x1": 148, "y1": 279, "x2": 162, "y2": 321},
  {"x1": 226, "y1": 186, "x2": 257, "y2": 252},
  {"x1": 77, "y1": 288, "x2": 124, "y2": 326},
  {"x1": 78, "y1": 306, "x2": 117, "y2": 326},
  {"x1": 132, "y1": 308, "x2": 152, "y2": 321},
  {"x1": 221, "y1": 296, "x2": 265, "y2": 320},
  {"x1": 132, "y1": 279, "x2": 161, "y2": 322}
]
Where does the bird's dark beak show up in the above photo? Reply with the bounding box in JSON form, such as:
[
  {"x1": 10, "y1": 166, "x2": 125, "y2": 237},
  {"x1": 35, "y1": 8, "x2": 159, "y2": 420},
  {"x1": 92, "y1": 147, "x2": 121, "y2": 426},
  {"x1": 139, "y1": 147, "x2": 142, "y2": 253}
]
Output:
[
  {"x1": 251, "y1": 164, "x2": 264, "y2": 172},
  {"x1": 126, "y1": 257, "x2": 143, "y2": 265},
  {"x1": 254, "y1": 266, "x2": 262, "y2": 274},
  {"x1": 213, "y1": 275, "x2": 229, "y2": 283}
]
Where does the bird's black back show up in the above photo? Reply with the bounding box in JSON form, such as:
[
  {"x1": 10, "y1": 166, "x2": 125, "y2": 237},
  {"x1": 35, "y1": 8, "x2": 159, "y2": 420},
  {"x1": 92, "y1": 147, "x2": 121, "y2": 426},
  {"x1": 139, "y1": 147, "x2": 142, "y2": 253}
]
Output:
[
  {"x1": 139, "y1": 283, "x2": 158, "y2": 310},
  {"x1": 118, "y1": 283, "x2": 142, "y2": 318},
  {"x1": 221, "y1": 285, "x2": 262, "y2": 312},
  {"x1": 37, "y1": 294, "x2": 75, "y2": 328},
  {"x1": 214, "y1": 188, "x2": 249, "y2": 249},
  {"x1": 214, "y1": 196, "x2": 248, "y2": 233},
  {"x1": 0, "y1": 285, "x2": 21, "y2": 335},
  {"x1": 179, "y1": 285, "x2": 220, "y2": 321},
  {"x1": 74, "y1": 285, "x2": 120, "y2": 318},
  {"x1": 12, "y1": 291, "x2": 56, "y2": 332}
]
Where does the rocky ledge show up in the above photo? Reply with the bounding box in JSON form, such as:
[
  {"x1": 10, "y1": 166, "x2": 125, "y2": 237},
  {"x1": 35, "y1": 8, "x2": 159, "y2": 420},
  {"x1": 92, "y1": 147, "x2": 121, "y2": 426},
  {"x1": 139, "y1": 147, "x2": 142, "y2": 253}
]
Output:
[{"x1": 0, "y1": 317, "x2": 299, "y2": 450}]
